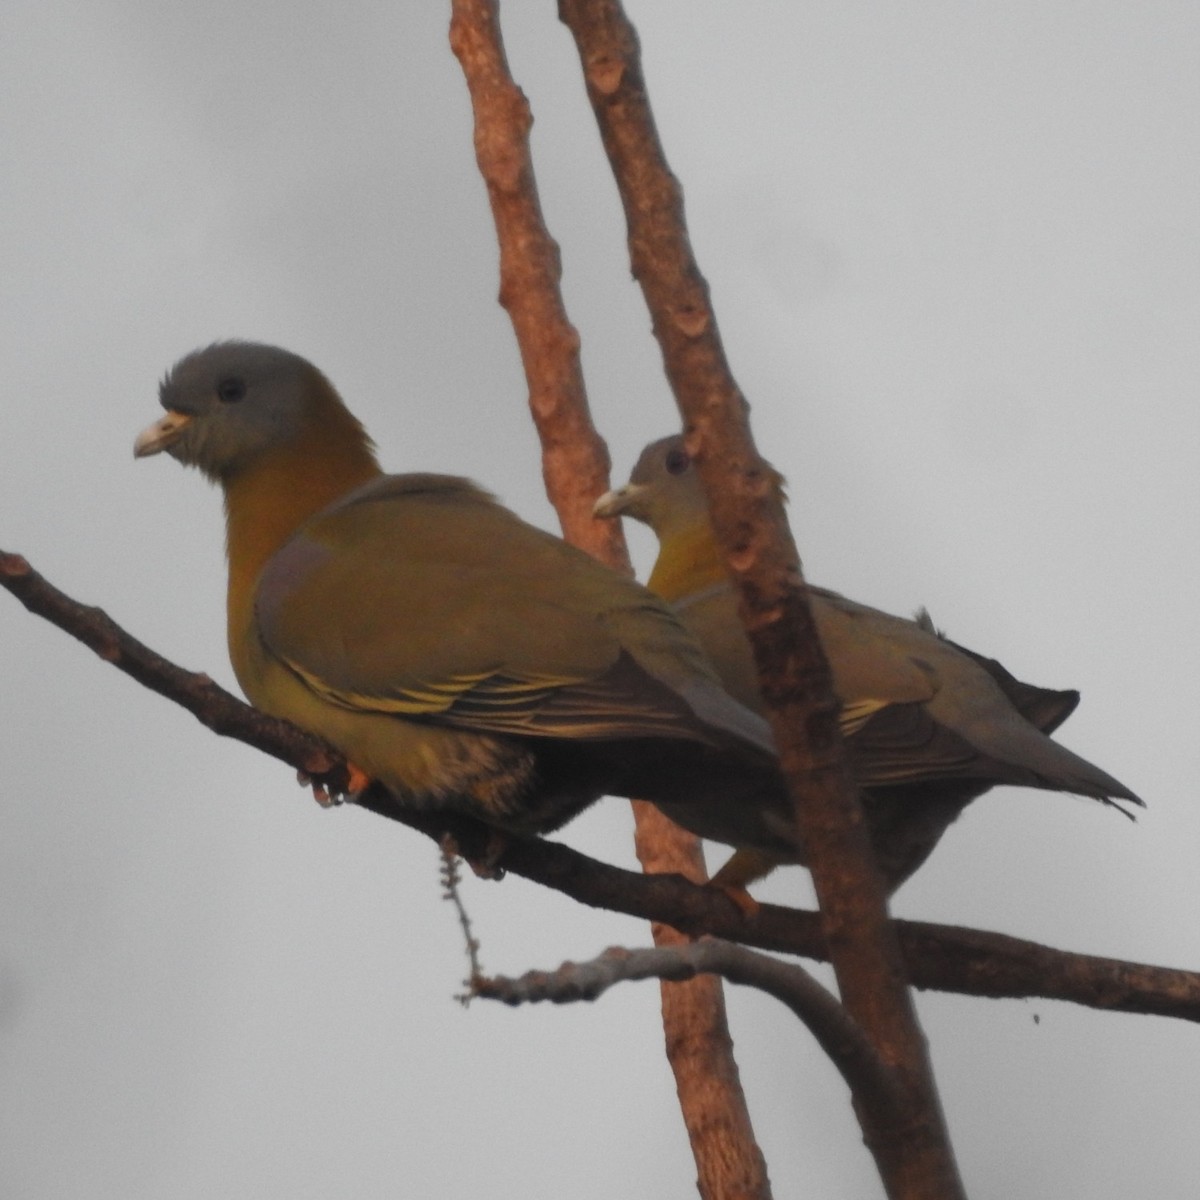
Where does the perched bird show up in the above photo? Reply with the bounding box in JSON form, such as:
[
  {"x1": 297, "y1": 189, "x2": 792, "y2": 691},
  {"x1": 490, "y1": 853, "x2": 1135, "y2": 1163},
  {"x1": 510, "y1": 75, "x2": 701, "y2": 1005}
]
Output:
[
  {"x1": 133, "y1": 342, "x2": 805, "y2": 859},
  {"x1": 594, "y1": 434, "x2": 1142, "y2": 891}
]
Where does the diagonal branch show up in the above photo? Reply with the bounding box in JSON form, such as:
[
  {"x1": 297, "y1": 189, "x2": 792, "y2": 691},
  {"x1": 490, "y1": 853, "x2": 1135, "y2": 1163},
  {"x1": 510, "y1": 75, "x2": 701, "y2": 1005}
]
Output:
[
  {"x1": 558, "y1": 3, "x2": 963, "y2": 1195},
  {"x1": 0, "y1": 550, "x2": 344, "y2": 782},
  {"x1": 477, "y1": 939, "x2": 908, "y2": 1124},
  {"x1": 5, "y1": 545, "x2": 1199, "y2": 1027},
  {"x1": 448, "y1": 0, "x2": 620, "y2": 562}
]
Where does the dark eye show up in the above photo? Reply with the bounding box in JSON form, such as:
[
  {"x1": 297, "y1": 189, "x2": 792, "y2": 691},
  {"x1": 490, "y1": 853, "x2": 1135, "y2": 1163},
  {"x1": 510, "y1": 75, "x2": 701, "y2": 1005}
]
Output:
[
  {"x1": 664, "y1": 446, "x2": 691, "y2": 475},
  {"x1": 216, "y1": 376, "x2": 246, "y2": 404}
]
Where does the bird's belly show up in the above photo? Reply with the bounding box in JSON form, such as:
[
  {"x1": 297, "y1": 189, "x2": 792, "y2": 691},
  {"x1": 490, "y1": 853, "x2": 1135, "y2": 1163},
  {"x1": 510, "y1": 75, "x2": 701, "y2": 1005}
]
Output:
[{"x1": 233, "y1": 627, "x2": 587, "y2": 829}]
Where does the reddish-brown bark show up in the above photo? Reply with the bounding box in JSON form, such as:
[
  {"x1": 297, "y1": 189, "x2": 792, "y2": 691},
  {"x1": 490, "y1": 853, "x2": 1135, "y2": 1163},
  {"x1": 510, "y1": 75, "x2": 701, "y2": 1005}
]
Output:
[
  {"x1": 558, "y1": 2, "x2": 964, "y2": 1194},
  {"x1": 448, "y1": 4, "x2": 771, "y2": 1196}
]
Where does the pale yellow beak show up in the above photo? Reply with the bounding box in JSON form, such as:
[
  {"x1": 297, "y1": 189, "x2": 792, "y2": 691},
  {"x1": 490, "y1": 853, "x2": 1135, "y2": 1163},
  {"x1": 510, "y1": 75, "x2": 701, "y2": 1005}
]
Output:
[
  {"x1": 134, "y1": 411, "x2": 192, "y2": 458},
  {"x1": 593, "y1": 482, "x2": 649, "y2": 520}
]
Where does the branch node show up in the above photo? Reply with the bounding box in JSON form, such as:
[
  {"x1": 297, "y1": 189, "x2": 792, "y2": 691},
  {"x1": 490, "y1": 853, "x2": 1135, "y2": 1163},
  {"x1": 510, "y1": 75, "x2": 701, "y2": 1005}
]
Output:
[
  {"x1": 672, "y1": 304, "x2": 710, "y2": 337},
  {"x1": 587, "y1": 55, "x2": 624, "y2": 95},
  {"x1": 0, "y1": 552, "x2": 31, "y2": 578}
]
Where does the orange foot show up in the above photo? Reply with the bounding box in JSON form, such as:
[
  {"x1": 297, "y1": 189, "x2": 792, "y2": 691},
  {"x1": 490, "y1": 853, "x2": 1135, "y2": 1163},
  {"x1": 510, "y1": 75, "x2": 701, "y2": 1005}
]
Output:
[
  {"x1": 708, "y1": 847, "x2": 779, "y2": 918},
  {"x1": 711, "y1": 882, "x2": 761, "y2": 920},
  {"x1": 297, "y1": 762, "x2": 371, "y2": 808}
]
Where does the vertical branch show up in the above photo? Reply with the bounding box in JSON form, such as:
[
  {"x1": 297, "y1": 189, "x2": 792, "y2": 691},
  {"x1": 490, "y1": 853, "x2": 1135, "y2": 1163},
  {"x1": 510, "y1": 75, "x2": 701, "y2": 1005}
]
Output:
[
  {"x1": 447, "y1": 4, "x2": 772, "y2": 1198},
  {"x1": 557, "y1": 3, "x2": 966, "y2": 1197},
  {"x1": 447, "y1": 0, "x2": 616, "y2": 561},
  {"x1": 631, "y1": 800, "x2": 773, "y2": 1200}
]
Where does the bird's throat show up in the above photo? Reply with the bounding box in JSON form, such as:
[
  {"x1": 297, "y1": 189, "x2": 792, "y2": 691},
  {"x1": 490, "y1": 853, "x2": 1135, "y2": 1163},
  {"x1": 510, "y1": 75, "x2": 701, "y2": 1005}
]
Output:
[
  {"x1": 646, "y1": 522, "x2": 729, "y2": 604},
  {"x1": 223, "y1": 433, "x2": 381, "y2": 652}
]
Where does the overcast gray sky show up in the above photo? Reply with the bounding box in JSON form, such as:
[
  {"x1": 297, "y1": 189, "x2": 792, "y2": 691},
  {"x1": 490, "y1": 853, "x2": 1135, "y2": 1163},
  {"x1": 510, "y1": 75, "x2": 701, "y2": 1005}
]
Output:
[{"x1": 2, "y1": 3, "x2": 1198, "y2": 1197}]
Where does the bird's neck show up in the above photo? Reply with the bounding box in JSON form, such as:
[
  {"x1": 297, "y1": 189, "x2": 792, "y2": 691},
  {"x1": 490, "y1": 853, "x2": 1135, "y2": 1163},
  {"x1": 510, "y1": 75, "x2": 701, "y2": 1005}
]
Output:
[
  {"x1": 646, "y1": 520, "x2": 729, "y2": 603},
  {"x1": 223, "y1": 432, "x2": 381, "y2": 628}
]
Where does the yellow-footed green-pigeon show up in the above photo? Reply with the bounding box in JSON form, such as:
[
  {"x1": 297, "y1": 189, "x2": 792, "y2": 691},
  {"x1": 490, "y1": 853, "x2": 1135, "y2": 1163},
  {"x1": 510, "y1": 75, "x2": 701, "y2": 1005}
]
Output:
[
  {"x1": 134, "y1": 343, "x2": 808, "y2": 859},
  {"x1": 594, "y1": 434, "x2": 1141, "y2": 890}
]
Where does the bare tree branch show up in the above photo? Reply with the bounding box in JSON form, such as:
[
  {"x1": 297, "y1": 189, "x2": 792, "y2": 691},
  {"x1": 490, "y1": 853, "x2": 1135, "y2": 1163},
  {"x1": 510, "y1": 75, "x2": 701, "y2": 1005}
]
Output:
[
  {"x1": 0, "y1": 550, "x2": 344, "y2": 782},
  {"x1": 448, "y1": 0, "x2": 619, "y2": 562},
  {"x1": 477, "y1": 939, "x2": 908, "y2": 1124},
  {"x1": 489, "y1": 833, "x2": 1200, "y2": 1020},
  {"x1": 448, "y1": 6, "x2": 770, "y2": 1197},
  {"x1": 627, "y1": 799, "x2": 771, "y2": 1200},
  {"x1": 6, "y1": 545, "x2": 1198, "y2": 1027},
  {"x1": 558, "y1": 3, "x2": 964, "y2": 1195}
]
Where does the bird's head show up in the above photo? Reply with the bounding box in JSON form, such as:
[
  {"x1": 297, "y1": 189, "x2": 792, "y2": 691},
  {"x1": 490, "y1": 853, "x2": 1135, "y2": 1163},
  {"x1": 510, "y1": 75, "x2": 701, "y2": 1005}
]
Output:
[
  {"x1": 594, "y1": 434, "x2": 786, "y2": 541},
  {"x1": 593, "y1": 435, "x2": 704, "y2": 537},
  {"x1": 133, "y1": 341, "x2": 377, "y2": 483}
]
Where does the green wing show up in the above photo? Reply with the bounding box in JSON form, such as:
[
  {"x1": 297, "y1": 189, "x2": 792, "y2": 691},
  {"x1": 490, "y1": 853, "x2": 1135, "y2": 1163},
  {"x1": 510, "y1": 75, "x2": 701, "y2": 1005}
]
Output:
[{"x1": 255, "y1": 474, "x2": 772, "y2": 751}]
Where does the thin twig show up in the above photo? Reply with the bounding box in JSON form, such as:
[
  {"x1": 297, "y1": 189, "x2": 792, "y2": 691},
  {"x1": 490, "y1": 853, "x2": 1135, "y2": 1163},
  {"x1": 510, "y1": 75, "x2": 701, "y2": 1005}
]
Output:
[
  {"x1": 440, "y1": 836, "x2": 485, "y2": 1005},
  {"x1": 477, "y1": 939, "x2": 908, "y2": 1123}
]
